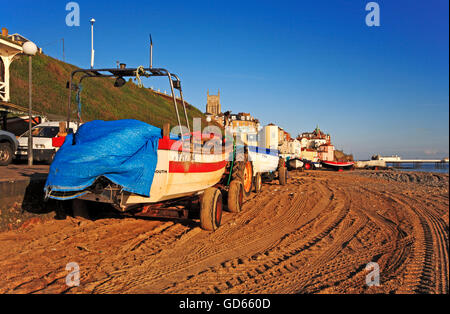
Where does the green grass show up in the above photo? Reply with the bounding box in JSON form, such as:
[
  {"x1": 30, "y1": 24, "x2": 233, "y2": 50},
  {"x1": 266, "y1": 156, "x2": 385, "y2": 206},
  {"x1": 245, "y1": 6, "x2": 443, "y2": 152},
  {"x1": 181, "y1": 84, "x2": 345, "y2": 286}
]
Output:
[{"x1": 9, "y1": 53, "x2": 208, "y2": 130}]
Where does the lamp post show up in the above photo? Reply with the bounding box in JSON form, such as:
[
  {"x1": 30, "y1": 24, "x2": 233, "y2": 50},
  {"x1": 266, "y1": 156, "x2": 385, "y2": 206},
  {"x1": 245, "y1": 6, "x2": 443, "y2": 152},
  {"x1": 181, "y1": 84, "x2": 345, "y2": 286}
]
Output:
[
  {"x1": 149, "y1": 34, "x2": 153, "y2": 69},
  {"x1": 90, "y1": 18, "x2": 95, "y2": 68},
  {"x1": 22, "y1": 41, "x2": 38, "y2": 167}
]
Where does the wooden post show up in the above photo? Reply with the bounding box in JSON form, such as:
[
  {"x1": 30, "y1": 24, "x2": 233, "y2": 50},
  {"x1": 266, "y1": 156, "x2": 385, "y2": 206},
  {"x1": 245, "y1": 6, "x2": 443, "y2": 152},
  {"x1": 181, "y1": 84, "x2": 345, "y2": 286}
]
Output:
[
  {"x1": 58, "y1": 121, "x2": 67, "y2": 136},
  {"x1": 163, "y1": 123, "x2": 170, "y2": 138}
]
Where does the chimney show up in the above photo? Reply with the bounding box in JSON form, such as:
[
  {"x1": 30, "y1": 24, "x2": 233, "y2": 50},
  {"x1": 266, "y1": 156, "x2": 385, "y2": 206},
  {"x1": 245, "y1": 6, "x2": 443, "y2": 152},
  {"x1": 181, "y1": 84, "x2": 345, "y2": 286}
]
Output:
[{"x1": 1, "y1": 28, "x2": 8, "y2": 37}]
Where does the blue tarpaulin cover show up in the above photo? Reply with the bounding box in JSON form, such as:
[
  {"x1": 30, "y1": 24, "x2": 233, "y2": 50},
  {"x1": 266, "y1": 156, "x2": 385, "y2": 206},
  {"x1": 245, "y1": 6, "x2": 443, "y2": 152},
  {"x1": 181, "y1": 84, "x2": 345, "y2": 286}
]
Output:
[{"x1": 44, "y1": 119, "x2": 162, "y2": 199}]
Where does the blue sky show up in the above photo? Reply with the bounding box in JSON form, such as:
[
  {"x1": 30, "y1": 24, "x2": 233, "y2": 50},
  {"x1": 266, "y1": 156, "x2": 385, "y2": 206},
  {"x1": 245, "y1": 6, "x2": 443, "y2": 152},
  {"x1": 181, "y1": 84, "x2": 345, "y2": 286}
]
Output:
[{"x1": 2, "y1": 0, "x2": 448, "y2": 159}]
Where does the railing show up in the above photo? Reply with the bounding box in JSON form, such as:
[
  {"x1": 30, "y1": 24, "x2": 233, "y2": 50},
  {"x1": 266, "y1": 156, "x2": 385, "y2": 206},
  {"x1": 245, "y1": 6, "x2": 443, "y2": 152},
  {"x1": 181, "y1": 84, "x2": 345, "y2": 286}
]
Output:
[
  {"x1": 385, "y1": 159, "x2": 449, "y2": 163},
  {"x1": 0, "y1": 81, "x2": 6, "y2": 102}
]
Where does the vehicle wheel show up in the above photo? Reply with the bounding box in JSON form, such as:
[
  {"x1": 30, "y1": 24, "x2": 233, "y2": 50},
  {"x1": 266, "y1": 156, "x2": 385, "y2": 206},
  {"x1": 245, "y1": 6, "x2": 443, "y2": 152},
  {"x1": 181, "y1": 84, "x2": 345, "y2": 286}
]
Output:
[
  {"x1": 200, "y1": 187, "x2": 223, "y2": 231},
  {"x1": 266, "y1": 172, "x2": 276, "y2": 182},
  {"x1": 232, "y1": 149, "x2": 252, "y2": 197},
  {"x1": 227, "y1": 180, "x2": 244, "y2": 213},
  {"x1": 279, "y1": 167, "x2": 287, "y2": 185},
  {"x1": 0, "y1": 143, "x2": 13, "y2": 166},
  {"x1": 242, "y1": 161, "x2": 253, "y2": 196},
  {"x1": 254, "y1": 173, "x2": 262, "y2": 193},
  {"x1": 71, "y1": 199, "x2": 91, "y2": 220}
]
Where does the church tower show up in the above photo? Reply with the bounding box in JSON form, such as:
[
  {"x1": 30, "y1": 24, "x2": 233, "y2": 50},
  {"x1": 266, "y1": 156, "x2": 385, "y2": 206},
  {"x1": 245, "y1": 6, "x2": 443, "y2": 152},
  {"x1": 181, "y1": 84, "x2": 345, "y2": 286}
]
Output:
[{"x1": 206, "y1": 89, "x2": 221, "y2": 115}]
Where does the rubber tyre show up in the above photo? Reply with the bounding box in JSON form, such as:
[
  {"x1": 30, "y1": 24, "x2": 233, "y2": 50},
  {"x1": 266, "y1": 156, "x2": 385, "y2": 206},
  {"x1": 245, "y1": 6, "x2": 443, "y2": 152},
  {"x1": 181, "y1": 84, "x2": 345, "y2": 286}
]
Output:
[
  {"x1": 232, "y1": 149, "x2": 252, "y2": 197},
  {"x1": 200, "y1": 187, "x2": 222, "y2": 231},
  {"x1": 0, "y1": 143, "x2": 14, "y2": 166},
  {"x1": 242, "y1": 161, "x2": 253, "y2": 196},
  {"x1": 254, "y1": 173, "x2": 262, "y2": 193},
  {"x1": 279, "y1": 167, "x2": 287, "y2": 186},
  {"x1": 227, "y1": 180, "x2": 244, "y2": 213}
]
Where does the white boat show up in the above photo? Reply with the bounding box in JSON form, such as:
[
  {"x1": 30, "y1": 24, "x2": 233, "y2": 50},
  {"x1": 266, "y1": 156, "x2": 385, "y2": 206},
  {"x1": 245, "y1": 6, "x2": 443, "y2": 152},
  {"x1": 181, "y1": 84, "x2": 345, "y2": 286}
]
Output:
[
  {"x1": 232, "y1": 129, "x2": 285, "y2": 194},
  {"x1": 52, "y1": 135, "x2": 229, "y2": 208},
  {"x1": 288, "y1": 158, "x2": 304, "y2": 169},
  {"x1": 248, "y1": 146, "x2": 280, "y2": 174},
  {"x1": 45, "y1": 66, "x2": 235, "y2": 231},
  {"x1": 120, "y1": 136, "x2": 228, "y2": 206}
]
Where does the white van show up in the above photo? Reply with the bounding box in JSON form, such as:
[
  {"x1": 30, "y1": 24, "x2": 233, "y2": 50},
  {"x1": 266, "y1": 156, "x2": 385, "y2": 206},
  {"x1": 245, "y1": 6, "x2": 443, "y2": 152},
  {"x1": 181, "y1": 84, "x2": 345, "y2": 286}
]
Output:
[{"x1": 16, "y1": 121, "x2": 79, "y2": 164}]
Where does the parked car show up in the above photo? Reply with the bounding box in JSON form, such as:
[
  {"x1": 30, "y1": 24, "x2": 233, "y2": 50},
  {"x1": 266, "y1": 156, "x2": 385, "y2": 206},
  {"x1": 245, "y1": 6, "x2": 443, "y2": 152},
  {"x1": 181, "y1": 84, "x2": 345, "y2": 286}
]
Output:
[
  {"x1": 15, "y1": 121, "x2": 79, "y2": 164},
  {"x1": 0, "y1": 130, "x2": 19, "y2": 166}
]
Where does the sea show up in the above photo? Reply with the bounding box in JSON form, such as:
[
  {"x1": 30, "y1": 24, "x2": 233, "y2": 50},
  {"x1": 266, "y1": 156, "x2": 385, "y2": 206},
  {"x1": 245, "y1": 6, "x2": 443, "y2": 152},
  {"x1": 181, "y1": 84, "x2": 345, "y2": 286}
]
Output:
[{"x1": 386, "y1": 162, "x2": 449, "y2": 174}]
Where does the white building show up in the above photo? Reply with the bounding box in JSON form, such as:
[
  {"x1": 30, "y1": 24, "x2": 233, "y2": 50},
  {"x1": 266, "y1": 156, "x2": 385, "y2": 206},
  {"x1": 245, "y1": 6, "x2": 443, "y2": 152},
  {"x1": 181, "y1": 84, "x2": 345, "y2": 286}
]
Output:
[
  {"x1": 372, "y1": 155, "x2": 401, "y2": 162},
  {"x1": 0, "y1": 28, "x2": 24, "y2": 102},
  {"x1": 288, "y1": 139, "x2": 302, "y2": 157},
  {"x1": 259, "y1": 124, "x2": 279, "y2": 150}
]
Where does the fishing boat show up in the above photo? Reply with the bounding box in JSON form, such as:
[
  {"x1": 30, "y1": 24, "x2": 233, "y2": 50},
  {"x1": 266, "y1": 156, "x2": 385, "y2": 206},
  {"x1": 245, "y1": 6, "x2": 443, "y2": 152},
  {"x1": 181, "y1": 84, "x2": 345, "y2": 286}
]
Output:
[
  {"x1": 248, "y1": 146, "x2": 280, "y2": 174},
  {"x1": 234, "y1": 130, "x2": 287, "y2": 194},
  {"x1": 109, "y1": 134, "x2": 229, "y2": 205},
  {"x1": 44, "y1": 66, "x2": 238, "y2": 231},
  {"x1": 249, "y1": 145, "x2": 284, "y2": 189},
  {"x1": 321, "y1": 160, "x2": 355, "y2": 170},
  {"x1": 288, "y1": 158, "x2": 304, "y2": 169}
]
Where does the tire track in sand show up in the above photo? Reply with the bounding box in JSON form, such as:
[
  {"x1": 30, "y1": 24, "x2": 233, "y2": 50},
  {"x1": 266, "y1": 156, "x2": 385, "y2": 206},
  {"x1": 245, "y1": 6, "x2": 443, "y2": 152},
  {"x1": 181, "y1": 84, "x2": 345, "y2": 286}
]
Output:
[{"x1": 92, "y1": 178, "x2": 331, "y2": 293}]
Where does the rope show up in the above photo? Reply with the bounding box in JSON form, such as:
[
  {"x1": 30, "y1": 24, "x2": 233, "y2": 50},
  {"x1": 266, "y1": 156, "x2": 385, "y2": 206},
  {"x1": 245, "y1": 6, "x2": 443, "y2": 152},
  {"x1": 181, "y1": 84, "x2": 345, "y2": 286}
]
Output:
[
  {"x1": 135, "y1": 66, "x2": 150, "y2": 88},
  {"x1": 227, "y1": 138, "x2": 237, "y2": 186},
  {"x1": 44, "y1": 186, "x2": 51, "y2": 200},
  {"x1": 76, "y1": 84, "x2": 83, "y2": 122}
]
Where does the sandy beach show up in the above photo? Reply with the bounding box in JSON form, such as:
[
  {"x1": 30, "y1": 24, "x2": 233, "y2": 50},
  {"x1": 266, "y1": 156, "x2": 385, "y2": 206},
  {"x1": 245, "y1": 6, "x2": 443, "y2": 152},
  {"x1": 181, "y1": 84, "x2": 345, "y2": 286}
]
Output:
[{"x1": 0, "y1": 169, "x2": 447, "y2": 294}]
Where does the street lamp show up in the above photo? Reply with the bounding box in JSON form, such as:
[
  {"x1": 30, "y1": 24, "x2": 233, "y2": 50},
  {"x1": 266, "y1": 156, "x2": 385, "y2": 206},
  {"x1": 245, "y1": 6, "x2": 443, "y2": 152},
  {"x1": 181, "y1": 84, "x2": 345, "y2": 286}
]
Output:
[
  {"x1": 90, "y1": 18, "x2": 95, "y2": 69},
  {"x1": 22, "y1": 41, "x2": 38, "y2": 167}
]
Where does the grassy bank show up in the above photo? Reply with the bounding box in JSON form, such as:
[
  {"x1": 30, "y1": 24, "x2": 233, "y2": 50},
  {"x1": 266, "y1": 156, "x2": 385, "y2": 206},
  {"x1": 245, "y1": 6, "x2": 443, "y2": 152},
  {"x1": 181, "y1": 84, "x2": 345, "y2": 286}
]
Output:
[{"x1": 9, "y1": 53, "x2": 207, "y2": 130}]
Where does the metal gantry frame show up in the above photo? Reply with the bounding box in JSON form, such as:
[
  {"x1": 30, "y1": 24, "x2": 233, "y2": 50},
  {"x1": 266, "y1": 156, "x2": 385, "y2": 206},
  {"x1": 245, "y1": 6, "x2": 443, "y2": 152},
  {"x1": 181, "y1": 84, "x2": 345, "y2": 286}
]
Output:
[{"x1": 66, "y1": 67, "x2": 191, "y2": 137}]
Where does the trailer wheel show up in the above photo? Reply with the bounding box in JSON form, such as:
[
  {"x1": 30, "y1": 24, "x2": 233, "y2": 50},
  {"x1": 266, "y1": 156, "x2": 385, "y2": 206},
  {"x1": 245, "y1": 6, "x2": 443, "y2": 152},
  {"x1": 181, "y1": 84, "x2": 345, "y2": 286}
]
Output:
[
  {"x1": 279, "y1": 167, "x2": 287, "y2": 185},
  {"x1": 254, "y1": 173, "x2": 262, "y2": 193},
  {"x1": 200, "y1": 187, "x2": 222, "y2": 231},
  {"x1": 227, "y1": 180, "x2": 244, "y2": 213}
]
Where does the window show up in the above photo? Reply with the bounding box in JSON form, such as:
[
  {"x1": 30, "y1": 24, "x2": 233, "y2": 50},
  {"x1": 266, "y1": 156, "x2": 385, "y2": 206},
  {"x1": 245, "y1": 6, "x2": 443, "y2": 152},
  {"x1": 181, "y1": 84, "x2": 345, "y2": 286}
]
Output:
[
  {"x1": 23, "y1": 126, "x2": 72, "y2": 138},
  {"x1": 40, "y1": 127, "x2": 59, "y2": 137}
]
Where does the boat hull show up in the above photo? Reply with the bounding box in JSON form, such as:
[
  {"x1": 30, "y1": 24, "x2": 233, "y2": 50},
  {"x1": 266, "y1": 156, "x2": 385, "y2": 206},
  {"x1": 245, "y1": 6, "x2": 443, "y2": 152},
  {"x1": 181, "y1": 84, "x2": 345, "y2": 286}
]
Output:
[
  {"x1": 288, "y1": 158, "x2": 304, "y2": 169},
  {"x1": 248, "y1": 146, "x2": 279, "y2": 174},
  {"x1": 124, "y1": 149, "x2": 227, "y2": 204},
  {"x1": 321, "y1": 161, "x2": 355, "y2": 169},
  {"x1": 78, "y1": 136, "x2": 229, "y2": 207}
]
